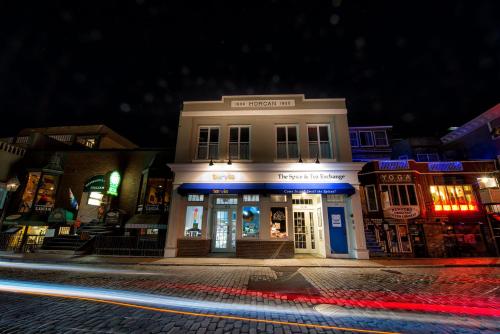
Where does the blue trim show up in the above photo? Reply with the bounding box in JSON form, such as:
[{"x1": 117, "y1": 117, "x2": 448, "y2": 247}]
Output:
[{"x1": 178, "y1": 183, "x2": 355, "y2": 195}]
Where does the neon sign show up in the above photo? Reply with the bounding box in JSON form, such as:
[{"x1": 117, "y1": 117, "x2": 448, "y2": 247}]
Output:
[{"x1": 107, "y1": 171, "x2": 121, "y2": 196}]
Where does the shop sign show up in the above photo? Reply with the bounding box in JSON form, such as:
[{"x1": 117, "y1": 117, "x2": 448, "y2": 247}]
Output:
[
  {"x1": 106, "y1": 171, "x2": 121, "y2": 196},
  {"x1": 83, "y1": 175, "x2": 105, "y2": 192},
  {"x1": 230, "y1": 99, "x2": 295, "y2": 108},
  {"x1": 277, "y1": 172, "x2": 346, "y2": 182},
  {"x1": 378, "y1": 173, "x2": 412, "y2": 183},
  {"x1": 384, "y1": 206, "x2": 420, "y2": 219}
]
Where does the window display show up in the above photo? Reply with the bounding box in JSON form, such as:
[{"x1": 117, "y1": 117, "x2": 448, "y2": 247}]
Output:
[
  {"x1": 270, "y1": 207, "x2": 287, "y2": 238},
  {"x1": 185, "y1": 206, "x2": 203, "y2": 237},
  {"x1": 19, "y1": 172, "x2": 41, "y2": 213},
  {"x1": 242, "y1": 206, "x2": 260, "y2": 238},
  {"x1": 34, "y1": 174, "x2": 59, "y2": 213}
]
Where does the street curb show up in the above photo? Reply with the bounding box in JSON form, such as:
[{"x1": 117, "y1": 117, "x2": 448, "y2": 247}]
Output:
[{"x1": 1, "y1": 256, "x2": 498, "y2": 268}]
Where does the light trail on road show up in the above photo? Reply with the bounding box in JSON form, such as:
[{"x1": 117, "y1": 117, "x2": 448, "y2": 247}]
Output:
[{"x1": 0, "y1": 279, "x2": 398, "y2": 334}]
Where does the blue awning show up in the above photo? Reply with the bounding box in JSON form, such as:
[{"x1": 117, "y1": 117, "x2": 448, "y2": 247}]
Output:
[{"x1": 178, "y1": 183, "x2": 355, "y2": 195}]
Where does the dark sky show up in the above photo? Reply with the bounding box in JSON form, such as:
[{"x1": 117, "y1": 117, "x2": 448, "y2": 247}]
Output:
[{"x1": 1, "y1": 0, "x2": 499, "y2": 146}]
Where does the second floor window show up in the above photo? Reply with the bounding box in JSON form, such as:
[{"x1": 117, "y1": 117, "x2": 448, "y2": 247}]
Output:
[
  {"x1": 276, "y1": 125, "x2": 299, "y2": 159},
  {"x1": 349, "y1": 131, "x2": 359, "y2": 147},
  {"x1": 359, "y1": 131, "x2": 374, "y2": 146},
  {"x1": 365, "y1": 185, "x2": 378, "y2": 212},
  {"x1": 373, "y1": 131, "x2": 388, "y2": 146},
  {"x1": 308, "y1": 125, "x2": 332, "y2": 159},
  {"x1": 380, "y1": 184, "x2": 418, "y2": 207},
  {"x1": 229, "y1": 126, "x2": 250, "y2": 160},
  {"x1": 197, "y1": 127, "x2": 219, "y2": 160}
]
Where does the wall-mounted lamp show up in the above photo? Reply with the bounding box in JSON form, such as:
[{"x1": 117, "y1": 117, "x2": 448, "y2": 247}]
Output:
[
  {"x1": 208, "y1": 158, "x2": 214, "y2": 166},
  {"x1": 227, "y1": 158, "x2": 232, "y2": 165},
  {"x1": 298, "y1": 155, "x2": 303, "y2": 163},
  {"x1": 315, "y1": 153, "x2": 320, "y2": 164}
]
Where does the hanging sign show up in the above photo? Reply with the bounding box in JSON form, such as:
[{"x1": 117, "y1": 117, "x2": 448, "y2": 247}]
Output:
[{"x1": 106, "y1": 171, "x2": 121, "y2": 196}]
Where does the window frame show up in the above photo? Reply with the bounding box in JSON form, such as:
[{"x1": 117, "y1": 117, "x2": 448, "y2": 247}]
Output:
[
  {"x1": 228, "y1": 125, "x2": 251, "y2": 161},
  {"x1": 349, "y1": 131, "x2": 359, "y2": 147},
  {"x1": 275, "y1": 124, "x2": 300, "y2": 160},
  {"x1": 359, "y1": 131, "x2": 374, "y2": 147},
  {"x1": 365, "y1": 185, "x2": 379, "y2": 212},
  {"x1": 373, "y1": 130, "x2": 389, "y2": 147},
  {"x1": 380, "y1": 184, "x2": 418, "y2": 207},
  {"x1": 307, "y1": 124, "x2": 333, "y2": 160},
  {"x1": 195, "y1": 126, "x2": 220, "y2": 161}
]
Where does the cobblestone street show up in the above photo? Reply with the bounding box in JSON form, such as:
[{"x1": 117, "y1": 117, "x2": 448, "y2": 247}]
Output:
[{"x1": 0, "y1": 261, "x2": 498, "y2": 333}]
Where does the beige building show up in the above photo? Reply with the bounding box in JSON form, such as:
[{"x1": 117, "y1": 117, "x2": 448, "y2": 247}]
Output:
[{"x1": 166, "y1": 94, "x2": 368, "y2": 259}]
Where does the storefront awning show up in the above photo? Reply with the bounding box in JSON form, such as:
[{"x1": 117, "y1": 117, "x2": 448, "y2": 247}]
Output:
[{"x1": 178, "y1": 183, "x2": 355, "y2": 195}]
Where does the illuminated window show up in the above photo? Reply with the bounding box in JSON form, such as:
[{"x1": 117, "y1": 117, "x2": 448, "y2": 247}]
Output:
[
  {"x1": 33, "y1": 174, "x2": 59, "y2": 213},
  {"x1": 187, "y1": 194, "x2": 204, "y2": 202},
  {"x1": 380, "y1": 184, "x2": 417, "y2": 207},
  {"x1": 430, "y1": 185, "x2": 477, "y2": 212},
  {"x1": 242, "y1": 206, "x2": 260, "y2": 238},
  {"x1": 88, "y1": 192, "x2": 104, "y2": 206},
  {"x1": 215, "y1": 197, "x2": 238, "y2": 205},
  {"x1": 276, "y1": 125, "x2": 299, "y2": 159},
  {"x1": 76, "y1": 136, "x2": 97, "y2": 148},
  {"x1": 19, "y1": 172, "x2": 41, "y2": 213},
  {"x1": 365, "y1": 185, "x2": 378, "y2": 212},
  {"x1": 270, "y1": 194, "x2": 287, "y2": 202},
  {"x1": 229, "y1": 126, "x2": 250, "y2": 160},
  {"x1": 270, "y1": 207, "x2": 287, "y2": 238},
  {"x1": 243, "y1": 194, "x2": 259, "y2": 202},
  {"x1": 197, "y1": 127, "x2": 219, "y2": 160},
  {"x1": 477, "y1": 177, "x2": 498, "y2": 189},
  {"x1": 308, "y1": 125, "x2": 332, "y2": 159},
  {"x1": 185, "y1": 206, "x2": 203, "y2": 237}
]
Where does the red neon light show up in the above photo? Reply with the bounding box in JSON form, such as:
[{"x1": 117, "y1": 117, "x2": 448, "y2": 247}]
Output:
[
  {"x1": 460, "y1": 205, "x2": 468, "y2": 211},
  {"x1": 434, "y1": 204, "x2": 478, "y2": 212}
]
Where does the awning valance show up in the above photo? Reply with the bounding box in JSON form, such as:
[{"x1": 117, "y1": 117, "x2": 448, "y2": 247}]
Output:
[{"x1": 177, "y1": 183, "x2": 355, "y2": 195}]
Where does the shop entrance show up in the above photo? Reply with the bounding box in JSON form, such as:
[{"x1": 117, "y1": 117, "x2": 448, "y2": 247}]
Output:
[
  {"x1": 211, "y1": 196, "x2": 237, "y2": 253},
  {"x1": 292, "y1": 194, "x2": 323, "y2": 255}
]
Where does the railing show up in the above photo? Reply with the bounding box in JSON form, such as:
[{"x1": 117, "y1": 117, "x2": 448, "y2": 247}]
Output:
[{"x1": 94, "y1": 236, "x2": 165, "y2": 257}]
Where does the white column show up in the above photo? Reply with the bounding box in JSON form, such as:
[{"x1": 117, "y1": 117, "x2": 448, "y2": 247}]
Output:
[
  {"x1": 164, "y1": 188, "x2": 182, "y2": 257},
  {"x1": 351, "y1": 186, "x2": 369, "y2": 259}
]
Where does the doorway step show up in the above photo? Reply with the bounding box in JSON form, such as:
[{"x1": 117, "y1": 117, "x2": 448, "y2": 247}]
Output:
[{"x1": 38, "y1": 235, "x2": 94, "y2": 255}]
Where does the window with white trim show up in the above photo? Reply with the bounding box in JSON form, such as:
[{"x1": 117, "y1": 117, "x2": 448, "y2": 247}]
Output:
[
  {"x1": 197, "y1": 127, "x2": 219, "y2": 160},
  {"x1": 276, "y1": 125, "x2": 299, "y2": 159},
  {"x1": 187, "y1": 194, "x2": 204, "y2": 202},
  {"x1": 373, "y1": 131, "x2": 388, "y2": 147},
  {"x1": 349, "y1": 131, "x2": 359, "y2": 147},
  {"x1": 365, "y1": 185, "x2": 378, "y2": 212},
  {"x1": 308, "y1": 125, "x2": 332, "y2": 159},
  {"x1": 359, "y1": 131, "x2": 374, "y2": 147},
  {"x1": 243, "y1": 194, "x2": 259, "y2": 202},
  {"x1": 380, "y1": 184, "x2": 418, "y2": 207},
  {"x1": 229, "y1": 126, "x2": 250, "y2": 160}
]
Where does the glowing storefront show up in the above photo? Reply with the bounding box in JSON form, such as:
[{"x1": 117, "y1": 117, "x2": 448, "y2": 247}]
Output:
[{"x1": 165, "y1": 95, "x2": 368, "y2": 259}]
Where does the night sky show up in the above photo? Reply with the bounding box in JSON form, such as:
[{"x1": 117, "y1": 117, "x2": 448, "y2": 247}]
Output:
[{"x1": 1, "y1": 0, "x2": 499, "y2": 146}]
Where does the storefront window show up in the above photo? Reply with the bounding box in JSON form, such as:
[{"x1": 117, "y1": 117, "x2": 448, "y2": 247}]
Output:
[
  {"x1": 430, "y1": 185, "x2": 477, "y2": 211},
  {"x1": 144, "y1": 178, "x2": 168, "y2": 212},
  {"x1": 270, "y1": 207, "x2": 287, "y2": 238},
  {"x1": 185, "y1": 206, "x2": 203, "y2": 237},
  {"x1": 19, "y1": 172, "x2": 41, "y2": 213},
  {"x1": 34, "y1": 174, "x2": 59, "y2": 213},
  {"x1": 478, "y1": 177, "x2": 498, "y2": 189},
  {"x1": 88, "y1": 192, "x2": 104, "y2": 206},
  {"x1": 380, "y1": 184, "x2": 418, "y2": 206},
  {"x1": 242, "y1": 206, "x2": 260, "y2": 238}
]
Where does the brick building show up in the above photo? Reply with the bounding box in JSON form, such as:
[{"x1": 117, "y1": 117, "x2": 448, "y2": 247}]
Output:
[{"x1": 359, "y1": 160, "x2": 499, "y2": 257}]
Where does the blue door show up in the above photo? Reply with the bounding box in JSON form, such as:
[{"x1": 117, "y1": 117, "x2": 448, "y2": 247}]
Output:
[{"x1": 328, "y1": 207, "x2": 348, "y2": 254}]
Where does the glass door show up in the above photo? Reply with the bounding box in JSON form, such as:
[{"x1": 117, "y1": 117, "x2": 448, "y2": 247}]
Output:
[
  {"x1": 293, "y1": 211, "x2": 316, "y2": 253},
  {"x1": 212, "y1": 209, "x2": 236, "y2": 252}
]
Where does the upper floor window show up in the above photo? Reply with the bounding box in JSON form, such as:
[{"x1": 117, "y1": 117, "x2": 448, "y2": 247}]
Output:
[
  {"x1": 76, "y1": 136, "x2": 98, "y2": 149},
  {"x1": 380, "y1": 184, "x2": 418, "y2": 207},
  {"x1": 416, "y1": 153, "x2": 440, "y2": 162},
  {"x1": 276, "y1": 125, "x2": 299, "y2": 160},
  {"x1": 308, "y1": 125, "x2": 332, "y2": 159},
  {"x1": 349, "y1": 131, "x2": 359, "y2": 147},
  {"x1": 364, "y1": 185, "x2": 378, "y2": 212},
  {"x1": 359, "y1": 131, "x2": 374, "y2": 147},
  {"x1": 373, "y1": 131, "x2": 388, "y2": 146},
  {"x1": 197, "y1": 127, "x2": 219, "y2": 160},
  {"x1": 430, "y1": 185, "x2": 477, "y2": 211},
  {"x1": 229, "y1": 126, "x2": 250, "y2": 160}
]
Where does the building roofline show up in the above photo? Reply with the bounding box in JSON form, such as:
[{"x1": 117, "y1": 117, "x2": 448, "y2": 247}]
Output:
[{"x1": 441, "y1": 103, "x2": 500, "y2": 144}]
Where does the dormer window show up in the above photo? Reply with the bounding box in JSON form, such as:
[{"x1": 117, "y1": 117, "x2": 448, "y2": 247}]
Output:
[{"x1": 76, "y1": 136, "x2": 98, "y2": 148}]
